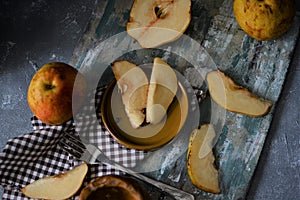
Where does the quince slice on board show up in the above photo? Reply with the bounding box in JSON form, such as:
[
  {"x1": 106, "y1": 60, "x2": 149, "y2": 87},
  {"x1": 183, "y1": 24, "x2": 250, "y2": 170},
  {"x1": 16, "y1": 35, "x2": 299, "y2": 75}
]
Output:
[
  {"x1": 206, "y1": 70, "x2": 272, "y2": 117},
  {"x1": 127, "y1": 0, "x2": 191, "y2": 48},
  {"x1": 112, "y1": 60, "x2": 149, "y2": 128},
  {"x1": 146, "y1": 57, "x2": 178, "y2": 124},
  {"x1": 22, "y1": 163, "x2": 88, "y2": 199},
  {"x1": 187, "y1": 124, "x2": 220, "y2": 194}
]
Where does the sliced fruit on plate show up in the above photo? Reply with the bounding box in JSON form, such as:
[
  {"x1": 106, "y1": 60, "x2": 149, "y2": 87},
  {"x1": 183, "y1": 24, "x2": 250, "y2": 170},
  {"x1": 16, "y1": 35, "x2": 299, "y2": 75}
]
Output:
[
  {"x1": 22, "y1": 163, "x2": 88, "y2": 199},
  {"x1": 112, "y1": 60, "x2": 149, "y2": 128},
  {"x1": 206, "y1": 70, "x2": 272, "y2": 117},
  {"x1": 146, "y1": 57, "x2": 178, "y2": 124},
  {"x1": 187, "y1": 124, "x2": 220, "y2": 194},
  {"x1": 127, "y1": 0, "x2": 191, "y2": 48}
]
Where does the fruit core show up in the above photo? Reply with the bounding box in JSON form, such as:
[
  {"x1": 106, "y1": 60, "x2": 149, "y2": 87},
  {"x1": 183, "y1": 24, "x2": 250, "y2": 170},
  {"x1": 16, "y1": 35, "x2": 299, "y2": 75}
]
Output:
[{"x1": 154, "y1": 6, "x2": 167, "y2": 18}]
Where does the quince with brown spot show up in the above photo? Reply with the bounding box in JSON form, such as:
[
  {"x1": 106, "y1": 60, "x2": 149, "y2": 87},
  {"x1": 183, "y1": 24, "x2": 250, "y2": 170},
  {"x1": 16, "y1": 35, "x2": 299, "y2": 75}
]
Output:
[{"x1": 233, "y1": 0, "x2": 296, "y2": 40}]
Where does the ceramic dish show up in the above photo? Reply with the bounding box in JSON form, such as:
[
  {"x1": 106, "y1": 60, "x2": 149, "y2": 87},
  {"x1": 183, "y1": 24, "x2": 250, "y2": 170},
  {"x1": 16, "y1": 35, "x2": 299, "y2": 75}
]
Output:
[{"x1": 101, "y1": 66, "x2": 190, "y2": 150}]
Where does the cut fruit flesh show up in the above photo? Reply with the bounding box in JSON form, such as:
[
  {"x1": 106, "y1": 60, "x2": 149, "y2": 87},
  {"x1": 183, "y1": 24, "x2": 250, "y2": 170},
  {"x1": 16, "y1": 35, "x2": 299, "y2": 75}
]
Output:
[
  {"x1": 146, "y1": 57, "x2": 178, "y2": 124},
  {"x1": 112, "y1": 60, "x2": 149, "y2": 128},
  {"x1": 187, "y1": 124, "x2": 220, "y2": 194},
  {"x1": 206, "y1": 70, "x2": 272, "y2": 117},
  {"x1": 127, "y1": 0, "x2": 191, "y2": 48},
  {"x1": 22, "y1": 163, "x2": 88, "y2": 199}
]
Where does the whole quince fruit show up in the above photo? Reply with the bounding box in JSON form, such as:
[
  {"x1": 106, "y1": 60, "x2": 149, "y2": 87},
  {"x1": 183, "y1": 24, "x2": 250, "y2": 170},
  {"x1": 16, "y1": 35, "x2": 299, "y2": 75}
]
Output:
[
  {"x1": 27, "y1": 62, "x2": 86, "y2": 125},
  {"x1": 233, "y1": 0, "x2": 296, "y2": 40}
]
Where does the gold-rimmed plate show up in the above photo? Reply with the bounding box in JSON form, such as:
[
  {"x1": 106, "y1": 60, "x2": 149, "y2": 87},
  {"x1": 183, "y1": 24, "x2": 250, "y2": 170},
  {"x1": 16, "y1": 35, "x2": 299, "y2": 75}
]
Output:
[{"x1": 100, "y1": 66, "x2": 191, "y2": 150}]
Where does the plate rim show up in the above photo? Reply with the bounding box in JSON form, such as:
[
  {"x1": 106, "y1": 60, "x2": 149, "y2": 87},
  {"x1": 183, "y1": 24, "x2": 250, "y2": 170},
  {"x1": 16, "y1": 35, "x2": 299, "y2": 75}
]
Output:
[{"x1": 101, "y1": 79, "x2": 185, "y2": 150}]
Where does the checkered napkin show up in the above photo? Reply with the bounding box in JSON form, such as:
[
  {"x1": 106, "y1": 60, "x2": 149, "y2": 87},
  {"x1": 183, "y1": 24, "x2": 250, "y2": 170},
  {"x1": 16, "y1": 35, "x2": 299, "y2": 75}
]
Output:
[{"x1": 0, "y1": 86, "x2": 146, "y2": 200}]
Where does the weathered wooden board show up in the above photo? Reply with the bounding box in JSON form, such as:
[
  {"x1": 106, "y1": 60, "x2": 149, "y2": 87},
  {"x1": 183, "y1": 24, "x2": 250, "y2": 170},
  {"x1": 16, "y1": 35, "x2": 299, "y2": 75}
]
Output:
[{"x1": 70, "y1": 0, "x2": 300, "y2": 199}]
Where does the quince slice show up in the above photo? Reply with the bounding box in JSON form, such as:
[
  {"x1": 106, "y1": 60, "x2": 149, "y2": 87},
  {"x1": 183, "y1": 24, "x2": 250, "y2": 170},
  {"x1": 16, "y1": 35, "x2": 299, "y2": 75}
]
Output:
[
  {"x1": 187, "y1": 124, "x2": 220, "y2": 194},
  {"x1": 146, "y1": 57, "x2": 178, "y2": 124},
  {"x1": 206, "y1": 70, "x2": 272, "y2": 117},
  {"x1": 22, "y1": 163, "x2": 88, "y2": 199},
  {"x1": 127, "y1": 0, "x2": 191, "y2": 48},
  {"x1": 112, "y1": 60, "x2": 149, "y2": 128}
]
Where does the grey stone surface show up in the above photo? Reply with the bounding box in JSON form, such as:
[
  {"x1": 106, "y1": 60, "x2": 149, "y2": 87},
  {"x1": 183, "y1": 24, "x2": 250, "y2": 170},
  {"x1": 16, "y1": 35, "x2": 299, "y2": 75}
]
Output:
[
  {"x1": 246, "y1": 36, "x2": 300, "y2": 200},
  {"x1": 0, "y1": 0, "x2": 95, "y2": 198},
  {"x1": 0, "y1": 0, "x2": 299, "y2": 199}
]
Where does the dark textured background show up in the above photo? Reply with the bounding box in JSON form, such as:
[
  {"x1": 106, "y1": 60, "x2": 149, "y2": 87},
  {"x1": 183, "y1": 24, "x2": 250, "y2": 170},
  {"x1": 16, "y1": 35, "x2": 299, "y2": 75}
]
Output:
[{"x1": 0, "y1": 0, "x2": 299, "y2": 199}]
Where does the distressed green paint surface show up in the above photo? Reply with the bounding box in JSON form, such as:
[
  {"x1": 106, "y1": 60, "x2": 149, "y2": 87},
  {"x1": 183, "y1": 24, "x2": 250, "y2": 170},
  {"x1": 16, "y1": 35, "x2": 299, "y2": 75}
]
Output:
[{"x1": 70, "y1": 0, "x2": 300, "y2": 199}]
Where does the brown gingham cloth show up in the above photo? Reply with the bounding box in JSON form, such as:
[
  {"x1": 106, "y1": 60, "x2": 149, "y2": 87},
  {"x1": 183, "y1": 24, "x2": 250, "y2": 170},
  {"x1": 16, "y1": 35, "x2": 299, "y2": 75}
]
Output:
[{"x1": 0, "y1": 86, "x2": 146, "y2": 199}]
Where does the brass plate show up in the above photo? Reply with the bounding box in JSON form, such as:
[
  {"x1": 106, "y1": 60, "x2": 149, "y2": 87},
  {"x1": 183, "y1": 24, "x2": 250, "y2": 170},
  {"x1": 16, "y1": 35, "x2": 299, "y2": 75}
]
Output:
[{"x1": 101, "y1": 66, "x2": 189, "y2": 150}]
